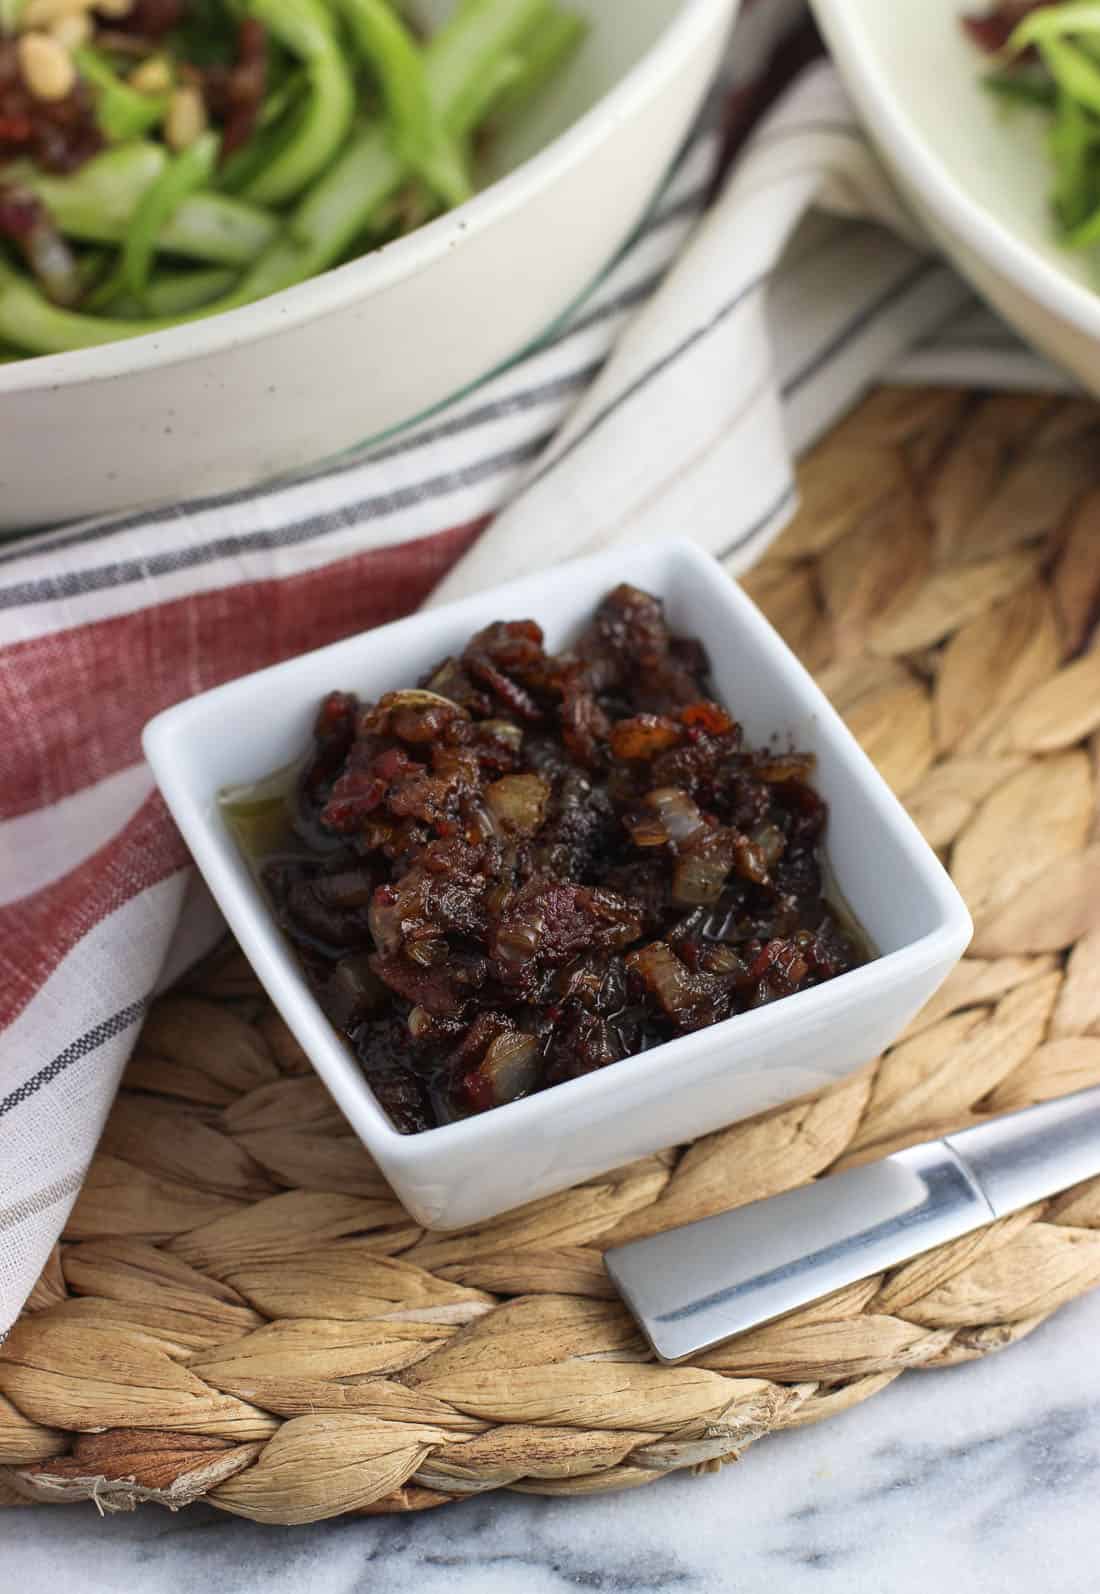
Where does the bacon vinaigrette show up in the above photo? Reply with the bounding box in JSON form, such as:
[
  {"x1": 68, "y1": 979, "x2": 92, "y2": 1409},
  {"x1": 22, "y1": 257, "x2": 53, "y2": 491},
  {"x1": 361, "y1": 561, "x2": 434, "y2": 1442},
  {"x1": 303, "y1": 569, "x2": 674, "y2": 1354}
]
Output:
[{"x1": 226, "y1": 585, "x2": 868, "y2": 1131}]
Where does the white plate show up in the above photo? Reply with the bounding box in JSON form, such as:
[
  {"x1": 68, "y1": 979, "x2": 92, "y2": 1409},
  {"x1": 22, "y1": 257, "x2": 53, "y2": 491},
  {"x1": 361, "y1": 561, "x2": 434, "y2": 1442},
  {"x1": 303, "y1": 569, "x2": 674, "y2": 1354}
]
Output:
[
  {"x1": 811, "y1": 0, "x2": 1100, "y2": 391},
  {"x1": 144, "y1": 541, "x2": 972, "y2": 1230},
  {"x1": 0, "y1": 0, "x2": 738, "y2": 529}
]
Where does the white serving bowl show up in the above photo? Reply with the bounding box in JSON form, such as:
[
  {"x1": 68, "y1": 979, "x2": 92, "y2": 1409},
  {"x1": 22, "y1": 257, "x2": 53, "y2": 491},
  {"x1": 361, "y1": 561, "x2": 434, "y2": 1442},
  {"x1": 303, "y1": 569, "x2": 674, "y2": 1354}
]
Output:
[
  {"x1": 0, "y1": 0, "x2": 737, "y2": 531},
  {"x1": 143, "y1": 541, "x2": 972, "y2": 1230},
  {"x1": 811, "y1": 0, "x2": 1100, "y2": 394}
]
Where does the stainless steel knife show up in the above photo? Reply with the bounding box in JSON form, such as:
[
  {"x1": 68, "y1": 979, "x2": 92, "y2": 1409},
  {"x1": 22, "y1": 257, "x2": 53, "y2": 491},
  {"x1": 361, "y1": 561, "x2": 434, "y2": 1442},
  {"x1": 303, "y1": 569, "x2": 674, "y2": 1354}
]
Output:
[{"x1": 604, "y1": 1086, "x2": 1100, "y2": 1364}]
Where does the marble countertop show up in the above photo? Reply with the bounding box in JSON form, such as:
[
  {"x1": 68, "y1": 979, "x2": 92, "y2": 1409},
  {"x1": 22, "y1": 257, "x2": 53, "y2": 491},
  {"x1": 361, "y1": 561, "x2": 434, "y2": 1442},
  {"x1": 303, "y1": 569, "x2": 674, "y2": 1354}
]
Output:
[{"x1": 7, "y1": 1288, "x2": 1100, "y2": 1593}]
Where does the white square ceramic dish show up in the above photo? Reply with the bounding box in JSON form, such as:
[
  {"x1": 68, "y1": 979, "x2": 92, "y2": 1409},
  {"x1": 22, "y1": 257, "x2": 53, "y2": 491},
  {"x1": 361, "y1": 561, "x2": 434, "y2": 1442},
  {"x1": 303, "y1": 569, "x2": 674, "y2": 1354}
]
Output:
[{"x1": 143, "y1": 541, "x2": 972, "y2": 1229}]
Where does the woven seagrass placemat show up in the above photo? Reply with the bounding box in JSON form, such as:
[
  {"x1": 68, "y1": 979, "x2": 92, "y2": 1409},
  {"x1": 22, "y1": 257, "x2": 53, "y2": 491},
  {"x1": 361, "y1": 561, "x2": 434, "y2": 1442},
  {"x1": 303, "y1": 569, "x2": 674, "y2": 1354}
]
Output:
[{"x1": 4, "y1": 384, "x2": 1100, "y2": 1525}]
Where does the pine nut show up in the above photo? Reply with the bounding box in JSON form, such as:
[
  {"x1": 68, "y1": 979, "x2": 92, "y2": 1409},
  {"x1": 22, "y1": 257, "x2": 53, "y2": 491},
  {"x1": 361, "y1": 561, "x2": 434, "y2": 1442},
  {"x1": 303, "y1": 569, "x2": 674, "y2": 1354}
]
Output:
[
  {"x1": 164, "y1": 84, "x2": 207, "y2": 151},
  {"x1": 18, "y1": 31, "x2": 76, "y2": 101},
  {"x1": 49, "y1": 12, "x2": 91, "y2": 48},
  {"x1": 19, "y1": 0, "x2": 91, "y2": 31},
  {"x1": 129, "y1": 56, "x2": 173, "y2": 96}
]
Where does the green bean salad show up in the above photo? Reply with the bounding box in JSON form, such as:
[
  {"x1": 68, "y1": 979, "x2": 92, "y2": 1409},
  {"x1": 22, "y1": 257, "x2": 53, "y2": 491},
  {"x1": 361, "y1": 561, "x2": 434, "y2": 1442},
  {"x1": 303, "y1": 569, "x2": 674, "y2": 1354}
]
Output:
[
  {"x1": 966, "y1": 2, "x2": 1100, "y2": 256},
  {"x1": 0, "y1": 0, "x2": 584, "y2": 358}
]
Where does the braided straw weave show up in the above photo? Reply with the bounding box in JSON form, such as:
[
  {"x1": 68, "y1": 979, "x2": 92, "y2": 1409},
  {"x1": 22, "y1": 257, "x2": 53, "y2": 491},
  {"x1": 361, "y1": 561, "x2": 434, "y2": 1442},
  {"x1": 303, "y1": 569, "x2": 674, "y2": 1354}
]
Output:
[{"x1": 5, "y1": 385, "x2": 1100, "y2": 1524}]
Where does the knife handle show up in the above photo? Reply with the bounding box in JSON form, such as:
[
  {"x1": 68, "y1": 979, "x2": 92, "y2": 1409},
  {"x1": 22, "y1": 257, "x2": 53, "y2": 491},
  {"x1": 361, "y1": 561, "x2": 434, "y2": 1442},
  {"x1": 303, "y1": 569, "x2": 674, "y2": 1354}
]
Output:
[
  {"x1": 607, "y1": 1086, "x2": 1100, "y2": 1364},
  {"x1": 605, "y1": 1138, "x2": 993, "y2": 1363},
  {"x1": 946, "y1": 1087, "x2": 1100, "y2": 1216}
]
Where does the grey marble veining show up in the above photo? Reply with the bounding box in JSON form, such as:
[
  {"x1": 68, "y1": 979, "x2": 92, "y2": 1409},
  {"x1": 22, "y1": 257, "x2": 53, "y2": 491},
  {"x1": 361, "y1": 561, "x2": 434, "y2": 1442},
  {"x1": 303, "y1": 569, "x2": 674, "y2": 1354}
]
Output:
[{"x1": 5, "y1": 1289, "x2": 1100, "y2": 1593}]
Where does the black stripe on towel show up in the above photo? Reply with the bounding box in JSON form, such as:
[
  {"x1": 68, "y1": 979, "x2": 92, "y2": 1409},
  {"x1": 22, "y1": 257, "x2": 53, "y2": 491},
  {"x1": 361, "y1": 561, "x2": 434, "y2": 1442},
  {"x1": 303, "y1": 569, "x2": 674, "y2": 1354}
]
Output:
[{"x1": 0, "y1": 996, "x2": 147, "y2": 1120}]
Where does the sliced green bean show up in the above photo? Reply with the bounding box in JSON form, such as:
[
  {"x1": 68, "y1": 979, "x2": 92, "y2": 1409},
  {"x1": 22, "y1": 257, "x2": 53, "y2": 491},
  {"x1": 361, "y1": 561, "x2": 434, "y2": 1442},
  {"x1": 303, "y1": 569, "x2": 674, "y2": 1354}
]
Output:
[
  {"x1": 239, "y1": 0, "x2": 355, "y2": 205},
  {"x1": 455, "y1": 10, "x2": 585, "y2": 142},
  {"x1": 287, "y1": 121, "x2": 398, "y2": 250},
  {"x1": 18, "y1": 144, "x2": 279, "y2": 265},
  {"x1": 121, "y1": 130, "x2": 220, "y2": 304},
  {"x1": 335, "y1": 0, "x2": 470, "y2": 207},
  {"x1": 7, "y1": 143, "x2": 165, "y2": 234},
  {"x1": 445, "y1": 51, "x2": 525, "y2": 134},
  {"x1": 1038, "y1": 34, "x2": 1100, "y2": 115},
  {"x1": 989, "y1": 7, "x2": 1100, "y2": 254},
  {"x1": 1008, "y1": 5, "x2": 1100, "y2": 54},
  {"x1": 982, "y1": 68, "x2": 1059, "y2": 110},
  {"x1": 1063, "y1": 201, "x2": 1100, "y2": 247},
  {"x1": 428, "y1": 0, "x2": 550, "y2": 135},
  {"x1": 223, "y1": 122, "x2": 398, "y2": 302},
  {"x1": 82, "y1": 259, "x2": 130, "y2": 313},
  {"x1": 1048, "y1": 83, "x2": 1100, "y2": 232},
  {"x1": 160, "y1": 191, "x2": 280, "y2": 262},
  {"x1": 74, "y1": 48, "x2": 168, "y2": 142},
  {"x1": 75, "y1": 248, "x2": 111, "y2": 294},
  {"x1": 0, "y1": 256, "x2": 176, "y2": 353},
  {"x1": 492, "y1": 8, "x2": 586, "y2": 118},
  {"x1": 116, "y1": 265, "x2": 238, "y2": 315}
]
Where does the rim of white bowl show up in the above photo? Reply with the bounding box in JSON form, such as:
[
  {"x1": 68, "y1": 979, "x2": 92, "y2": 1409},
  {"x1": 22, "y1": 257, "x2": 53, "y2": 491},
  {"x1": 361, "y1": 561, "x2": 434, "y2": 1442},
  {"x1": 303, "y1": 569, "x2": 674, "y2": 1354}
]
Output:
[
  {"x1": 0, "y1": 0, "x2": 734, "y2": 394},
  {"x1": 812, "y1": 0, "x2": 1100, "y2": 346}
]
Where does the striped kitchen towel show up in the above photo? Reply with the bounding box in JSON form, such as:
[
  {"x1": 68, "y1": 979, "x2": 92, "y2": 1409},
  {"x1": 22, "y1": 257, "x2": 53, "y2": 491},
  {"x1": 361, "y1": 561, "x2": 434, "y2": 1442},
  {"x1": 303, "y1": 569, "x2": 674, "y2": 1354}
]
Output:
[{"x1": 0, "y1": 4, "x2": 1074, "y2": 1333}]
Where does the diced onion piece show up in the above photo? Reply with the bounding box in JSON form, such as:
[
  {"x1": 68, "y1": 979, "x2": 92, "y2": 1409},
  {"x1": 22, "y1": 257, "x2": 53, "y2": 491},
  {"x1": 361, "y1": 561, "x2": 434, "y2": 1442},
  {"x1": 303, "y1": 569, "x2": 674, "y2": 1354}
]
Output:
[
  {"x1": 672, "y1": 845, "x2": 731, "y2": 906},
  {"x1": 363, "y1": 688, "x2": 471, "y2": 744},
  {"x1": 732, "y1": 833, "x2": 769, "y2": 886},
  {"x1": 406, "y1": 937, "x2": 446, "y2": 968},
  {"x1": 751, "y1": 822, "x2": 786, "y2": 869},
  {"x1": 389, "y1": 689, "x2": 467, "y2": 712},
  {"x1": 626, "y1": 941, "x2": 695, "y2": 1017},
  {"x1": 480, "y1": 719, "x2": 525, "y2": 751},
  {"x1": 628, "y1": 814, "x2": 674, "y2": 848},
  {"x1": 698, "y1": 944, "x2": 744, "y2": 977},
  {"x1": 368, "y1": 885, "x2": 403, "y2": 956},
  {"x1": 753, "y1": 753, "x2": 815, "y2": 783},
  {"x1": 407, "y1": 1005, "x2": 433, "y2": 1039},
  {"x1": 463, "y1": 794, "x2": 499, "y2": 845},
  {"x1": 629, "y1": 787, "x2": 706, "y2": 849},
  {"x1": 325, "y1": 953, "x2": 386, "y2": 1026},
  {"x1": 316, "y1": 867, "x2": 376, "y2": 910},
  {"x1": 483, "y1": 1030, "x2": 540, "y2": 1103},
  {"x1": 423, "y1": 657, "x2": 484, "y2": 710},
  {"x1": 464, "y1": 1029, "x2": 540, "y2": 1111},
  {"x1": 485, "y1": 773, "x2": 550, "y2": 836},
  {"x1": 494, "y1": 915, "x2": 542, "y2": 966}
]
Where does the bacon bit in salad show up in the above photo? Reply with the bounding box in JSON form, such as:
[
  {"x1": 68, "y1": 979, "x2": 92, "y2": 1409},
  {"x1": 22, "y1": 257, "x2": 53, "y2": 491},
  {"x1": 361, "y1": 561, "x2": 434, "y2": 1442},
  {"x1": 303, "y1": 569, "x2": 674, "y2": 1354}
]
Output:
[
  {"x1": 203, "y1": 18, "x2": 268, "y2": 159},
  {"x1": 0, "y1": 184, "x2": 80, "y2": 302},
  {"x1": 0, "y1": 185, "x2": 37, "y2": 236},
  {"x1": 111, "y1": 0, "x2": 187, "y2": 39},
  {"x1": 237, "y1": 585, "x2": 869, "y2": 1132},
  {"x1": 0, "y1": 39, "x2": 102, "y2": 173},
  {"x1": 962, "y1": 1, "x2": 1058, "y2": 53}
]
